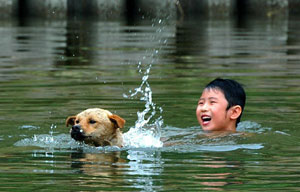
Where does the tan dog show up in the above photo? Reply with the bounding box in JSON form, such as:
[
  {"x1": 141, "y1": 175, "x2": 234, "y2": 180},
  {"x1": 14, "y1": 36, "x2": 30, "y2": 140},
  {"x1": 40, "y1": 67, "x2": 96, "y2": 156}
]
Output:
[{"x1": 66, "y1": 108, "x2": 125, "y2": 147}]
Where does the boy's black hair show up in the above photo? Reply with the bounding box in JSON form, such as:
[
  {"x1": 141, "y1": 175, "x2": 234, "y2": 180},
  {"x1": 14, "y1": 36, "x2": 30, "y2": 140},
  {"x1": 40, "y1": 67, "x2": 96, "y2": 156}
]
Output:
[{"x1": 205, "y1": 78, "x2": 246, "y2": 125}]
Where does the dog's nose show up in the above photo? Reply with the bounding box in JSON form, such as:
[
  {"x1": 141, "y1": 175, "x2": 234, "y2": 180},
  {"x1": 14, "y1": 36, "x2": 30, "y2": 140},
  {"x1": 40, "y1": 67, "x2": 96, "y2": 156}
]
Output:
[
  {"x1": 72, "y1": 125, "x2": 81, "y2": 132},
  {"x1": 71, "y1": 125, "x2": 85, "y2": 141}
]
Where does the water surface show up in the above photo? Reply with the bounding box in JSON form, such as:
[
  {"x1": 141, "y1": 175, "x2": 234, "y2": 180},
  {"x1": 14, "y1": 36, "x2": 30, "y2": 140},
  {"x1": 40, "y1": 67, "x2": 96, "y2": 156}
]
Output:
[{"x1": 1, "y1": 17, "x2": 300, "y2": 191}]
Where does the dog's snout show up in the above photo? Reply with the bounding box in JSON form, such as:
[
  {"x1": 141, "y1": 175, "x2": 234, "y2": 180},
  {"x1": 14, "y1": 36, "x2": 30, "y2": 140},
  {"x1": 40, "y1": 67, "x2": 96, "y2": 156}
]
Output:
[
  {"x1": 72, "y1": 125, "x2": 81, "y2": 132},
  {"x1": 71, "y1": 125, "x2": 85, "y2": 141}
]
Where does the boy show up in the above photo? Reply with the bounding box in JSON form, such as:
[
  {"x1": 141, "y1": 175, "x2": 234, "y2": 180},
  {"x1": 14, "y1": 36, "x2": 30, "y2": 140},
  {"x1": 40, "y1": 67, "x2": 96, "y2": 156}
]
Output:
[{"x1": 196, "y1": 78, "x2": 246, "y2": 132}]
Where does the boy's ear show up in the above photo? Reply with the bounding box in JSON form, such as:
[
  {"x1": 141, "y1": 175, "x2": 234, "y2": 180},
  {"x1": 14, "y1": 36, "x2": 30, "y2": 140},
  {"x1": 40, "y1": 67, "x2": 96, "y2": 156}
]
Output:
[
  {"x1": 229, "y1": 105, "x2": 242, "y2": 120},
  {"x1": 66, "y1": 116, "x2": 76, "y2": 127},
  {"x1": 109, "y1": 114, "x2": 126, "y2": 129}
]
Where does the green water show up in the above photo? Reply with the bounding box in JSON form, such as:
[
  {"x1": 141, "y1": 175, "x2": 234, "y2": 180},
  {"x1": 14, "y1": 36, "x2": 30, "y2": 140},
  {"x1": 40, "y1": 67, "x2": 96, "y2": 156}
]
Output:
[{"x1": 1, "y1": 17, "x2": 300, "y2": 191}]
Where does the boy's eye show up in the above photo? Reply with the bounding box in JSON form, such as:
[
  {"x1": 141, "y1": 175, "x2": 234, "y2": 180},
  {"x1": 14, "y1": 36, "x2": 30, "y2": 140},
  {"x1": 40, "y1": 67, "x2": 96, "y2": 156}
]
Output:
[
  {"x1": 89, "y1": 120, "x2": 96, "y2": 124},
  {"x1": 198, "y1": 100, "x2": 204, "y2": 105}
]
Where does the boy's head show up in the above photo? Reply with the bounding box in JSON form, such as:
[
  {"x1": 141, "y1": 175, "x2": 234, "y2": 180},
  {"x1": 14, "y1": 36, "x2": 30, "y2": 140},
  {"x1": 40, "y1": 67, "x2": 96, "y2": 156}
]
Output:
[{"x1": 196, "y1": 78, "x2": 246, "y2": 132}]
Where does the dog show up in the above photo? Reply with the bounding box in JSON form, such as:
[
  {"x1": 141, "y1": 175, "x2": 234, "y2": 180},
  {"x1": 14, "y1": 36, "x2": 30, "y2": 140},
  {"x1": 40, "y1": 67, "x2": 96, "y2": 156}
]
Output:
[{"x1": 66, "y1": 108, "x2": 125, "y2": 147}]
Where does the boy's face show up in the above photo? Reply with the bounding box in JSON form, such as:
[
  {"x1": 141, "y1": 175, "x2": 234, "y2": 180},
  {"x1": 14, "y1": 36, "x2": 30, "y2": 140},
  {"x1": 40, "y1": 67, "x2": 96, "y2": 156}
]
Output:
[{"x1": 196, "y1": 88, "x2": 234, "y2": 132}]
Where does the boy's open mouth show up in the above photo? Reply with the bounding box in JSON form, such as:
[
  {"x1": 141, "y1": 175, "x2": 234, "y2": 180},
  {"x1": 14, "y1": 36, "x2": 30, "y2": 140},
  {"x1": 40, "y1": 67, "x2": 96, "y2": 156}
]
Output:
[{"x1": 201, "y1": 115, "x2": 211, "y2": 125}]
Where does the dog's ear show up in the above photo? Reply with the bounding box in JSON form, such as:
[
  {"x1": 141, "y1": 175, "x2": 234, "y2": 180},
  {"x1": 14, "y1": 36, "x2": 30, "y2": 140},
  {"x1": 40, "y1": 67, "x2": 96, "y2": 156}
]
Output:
[
  {"x1": 66, "y1": 116, "x2": 76, "y2": 127},
  {"x1": 109, "y1": 114, "x2": 126, "y2": 129}
]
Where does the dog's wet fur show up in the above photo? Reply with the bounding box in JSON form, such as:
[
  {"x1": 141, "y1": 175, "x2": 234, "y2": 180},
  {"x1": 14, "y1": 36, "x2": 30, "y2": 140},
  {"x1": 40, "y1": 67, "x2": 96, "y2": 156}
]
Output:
[{"x1": 66, "y1": 108, "x2": 125, "y2": 147}]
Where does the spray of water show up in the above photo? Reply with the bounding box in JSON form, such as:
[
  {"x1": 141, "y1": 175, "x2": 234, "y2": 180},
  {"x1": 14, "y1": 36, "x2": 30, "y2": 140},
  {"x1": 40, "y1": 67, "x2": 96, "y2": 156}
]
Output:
[
  {"x1": 123, "y1": 59, "x2": 164, "y2": 148},
  {"x1": 122, "y1": 20, "x2": 167, "y2": 148}
]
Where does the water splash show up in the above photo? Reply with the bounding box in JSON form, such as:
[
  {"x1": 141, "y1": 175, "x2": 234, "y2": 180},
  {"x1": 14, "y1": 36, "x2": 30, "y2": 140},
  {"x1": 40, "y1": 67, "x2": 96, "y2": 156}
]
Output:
[
  {"x1": 122, "y1": 20, "x2": 167, "y2": 148},
  {"x1": 123, "y1": 58, "x2": 163, "y2": 148},
  {"x1": 31, "y1": 123, "x2": 56, "y2": 144},
  {"x1": 124, "y1": 62, "x2": 163, "y2": 127},
  {"x1": 14, "y1": 124, "x2": 81, "y2": 149}
]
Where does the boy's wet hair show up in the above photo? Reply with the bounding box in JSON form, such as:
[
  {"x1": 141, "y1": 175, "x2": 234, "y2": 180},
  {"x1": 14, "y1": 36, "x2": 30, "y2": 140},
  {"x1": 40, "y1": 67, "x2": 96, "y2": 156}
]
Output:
[{"x1": 205, "y1": 78, "x2": 246, "y2": 125}]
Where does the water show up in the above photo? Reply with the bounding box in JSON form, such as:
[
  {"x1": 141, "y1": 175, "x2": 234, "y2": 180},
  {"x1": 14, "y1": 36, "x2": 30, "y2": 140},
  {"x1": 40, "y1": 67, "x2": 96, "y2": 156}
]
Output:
[{"x1": 1, "y1": 16, "x2": 300, "y2": 191}]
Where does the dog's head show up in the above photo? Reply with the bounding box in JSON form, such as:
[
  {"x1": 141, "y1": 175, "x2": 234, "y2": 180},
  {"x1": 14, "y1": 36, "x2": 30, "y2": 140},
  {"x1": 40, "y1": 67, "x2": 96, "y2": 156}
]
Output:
[{"x1": 66, "y1": 108, "x2": 125, "y2": 147}]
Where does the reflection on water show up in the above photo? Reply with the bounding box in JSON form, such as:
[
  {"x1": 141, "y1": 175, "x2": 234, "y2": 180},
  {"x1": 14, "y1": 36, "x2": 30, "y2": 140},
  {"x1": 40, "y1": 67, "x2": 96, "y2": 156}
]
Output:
[{"x1": 1, "y1": 15, "x2": 300, "y2": 191}]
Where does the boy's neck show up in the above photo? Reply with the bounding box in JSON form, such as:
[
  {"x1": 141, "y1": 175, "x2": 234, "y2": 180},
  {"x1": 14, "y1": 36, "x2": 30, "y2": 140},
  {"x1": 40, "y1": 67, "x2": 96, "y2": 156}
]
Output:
[{"x1": 223, "y1": 121, "x2": 237, "y2": 132}]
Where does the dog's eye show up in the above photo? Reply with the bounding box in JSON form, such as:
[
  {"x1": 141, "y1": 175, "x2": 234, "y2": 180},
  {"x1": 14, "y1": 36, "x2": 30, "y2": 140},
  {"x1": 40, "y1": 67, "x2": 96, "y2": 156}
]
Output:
[
  {"x1": 89, "y1": 120, "x2": 96, "y2": 124},
  {"x1": 76, "y1": 120, "x2": 79, "y2": 124}
]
